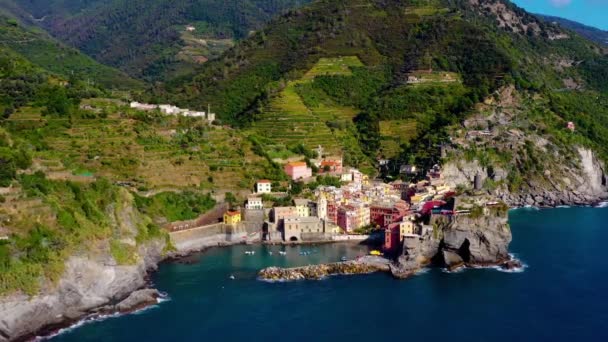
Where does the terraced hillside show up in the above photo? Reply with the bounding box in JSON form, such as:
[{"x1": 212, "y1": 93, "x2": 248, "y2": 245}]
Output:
[
  {"x1": 5, "y1": 99, "x2": 274, "y2": 190},
  {"x1": 379, "y1": 119, "x2": 418, "y2": 158},
  {"x1": 248, "y1": 56, "x2": 373, "y2": 171}
]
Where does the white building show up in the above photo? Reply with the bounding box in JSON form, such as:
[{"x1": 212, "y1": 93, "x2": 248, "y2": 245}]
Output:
[
  {"x1": 130, "y1": 102, "x2": 157, "y2": 111},
  {"x1": 245, "y1": 196, "x2": 263, "y2": 210},
  {"x1": 159, "y1": 104, "x2": 181, "y2": 115},
  {"x1": 256, "y1": 180, "x2": 272, "y2": 194}
]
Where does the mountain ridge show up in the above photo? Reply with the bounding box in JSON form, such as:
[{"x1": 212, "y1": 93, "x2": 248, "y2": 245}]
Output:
[{"x1": 538, "y1": 14, "x2": 608, "y2": 47}]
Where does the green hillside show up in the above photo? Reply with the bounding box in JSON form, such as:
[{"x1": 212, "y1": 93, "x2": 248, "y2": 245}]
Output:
[
  {"x1": 158, "y1": 0, "x2": 608, "y2": 172},
  {"x1": 2, "y1": 0, "x2": 314, "y2": 80},
  {"x1": 0, "y1": 15, "x2": 141, "y2": 89}
]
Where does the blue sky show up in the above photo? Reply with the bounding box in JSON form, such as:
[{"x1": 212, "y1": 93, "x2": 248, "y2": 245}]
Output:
[{"x1": 511, "y1": 0, "x2": 608, "y2": 30}]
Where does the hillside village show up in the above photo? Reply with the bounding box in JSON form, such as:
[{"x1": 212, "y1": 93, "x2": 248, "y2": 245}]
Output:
[{"x1": 217, "y1": 154, "x2": 505, "y2": 255}]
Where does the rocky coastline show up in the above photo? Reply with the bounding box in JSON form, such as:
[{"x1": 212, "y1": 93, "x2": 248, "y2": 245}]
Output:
[{"x1": 0, "y1": 200, "x2": 599, "y2": 341}]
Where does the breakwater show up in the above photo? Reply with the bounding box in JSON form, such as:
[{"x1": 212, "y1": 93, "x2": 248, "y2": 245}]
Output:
[{"x1": 258, "y1": 256, "x2": 390, "y2": 281}]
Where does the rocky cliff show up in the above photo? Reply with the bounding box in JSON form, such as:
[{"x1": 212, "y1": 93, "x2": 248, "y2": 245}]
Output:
[
  {"x1": 0, "y1": 188, "x2": 170, "y2": 342},
  {"x1": 442, "y1": 147, "x2": 608, "y2": 207},
  {"x1": 442, "y1": 87, "x2": 608, "y2": 207},
  {"x1": 392, "y1": 201, "x2": 513, "y2": 278},
  {"x1": 0, "y1": 241, "x2": 165, "y2": 342}
]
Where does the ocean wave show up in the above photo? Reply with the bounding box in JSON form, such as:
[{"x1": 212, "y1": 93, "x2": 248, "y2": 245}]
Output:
[
  {"x1": 556, "y1": 205, "x2": 571, "y2": 209},
  {"x1": 36, "y1": 312, "x2": 122, "y2": 341},
  {"x1": 36, "y1": 295, "x2": 170, "y2": 340},
  {"x1": 441, "y1": 266, "x2": 465, "y2": 274},
  {"x1": 414, "y1": 267, "x2": 431, "y2": 275},
  {"x1": 595, "y1": 201, "x2": 608, "y2": 208}
]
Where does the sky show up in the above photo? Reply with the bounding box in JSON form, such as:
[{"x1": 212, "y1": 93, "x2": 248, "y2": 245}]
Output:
[{"x1": 511, "y1": 0, "x2": 608, "y2": 30}]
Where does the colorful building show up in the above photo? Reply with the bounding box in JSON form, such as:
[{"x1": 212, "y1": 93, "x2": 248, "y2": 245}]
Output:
[
  {"x1": 223, "y1": 211, "x2": 241, "y2": 225},
  {"x1": 399, "y1": 219, "x2": 416, "y2": 240},
  {"x1": 384, "y1": 224, "x2": 401, "y2": 252},
  {"x1": 370, "y1": 203, "x2": 394, "y2": 228},
  {"x1": 256, "y1": 180, "x2": 272, "y2": 194},
  {"x1": 294, "y1": 199, "x2": 310, "y2": 217},
  {"x1": 337, "y1": 204, "x2": 370, "y2": 232},
  {"x1": 319, "y1": 158, "x2": 343, "y2": 173},
  {"x1": 327, "y1": 202, "x2": 338, "y2": 224},
  {"x1": 284, "y1": 162, "x2": 312, "y2": 180}
]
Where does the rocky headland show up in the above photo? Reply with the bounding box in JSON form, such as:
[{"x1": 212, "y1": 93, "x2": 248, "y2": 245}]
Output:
[{"x1": 0, "y1": 240, "x2": 166, "y2": 342}]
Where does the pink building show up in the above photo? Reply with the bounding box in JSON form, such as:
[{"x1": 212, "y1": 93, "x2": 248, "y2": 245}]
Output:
[{"x1": 284, "y1": 162, "x2": 312, "y2": 181}]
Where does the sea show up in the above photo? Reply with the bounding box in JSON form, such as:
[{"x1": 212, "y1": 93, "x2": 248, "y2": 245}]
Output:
[{"x1": 49, "y1": 206, "x2": 608, "y2": 341}]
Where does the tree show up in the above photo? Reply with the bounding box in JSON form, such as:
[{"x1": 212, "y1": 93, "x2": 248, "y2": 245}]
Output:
[
  {"x1": 224, "y1": 192, "x2": 237, "y2": 208},
  {"x1": 0, "y1": 148, "x2": 17, "y2": 187}
]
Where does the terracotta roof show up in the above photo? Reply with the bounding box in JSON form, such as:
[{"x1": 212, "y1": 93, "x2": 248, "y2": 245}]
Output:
[
  {"x1": 257, "y1": 179, "x2": 271, "y2": 183},
  {"x1": 286, "y1": 161, "x2": 307, "y2": 167},
  {"x1": 225, "y1": 211, "x2": 240, "y2": 216}
]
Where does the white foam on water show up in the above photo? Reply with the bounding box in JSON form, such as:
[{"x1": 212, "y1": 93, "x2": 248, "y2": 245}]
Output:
[
  {"x1": 441, "y1": 267, "x2": 465, "y2": 274},
  {"x1": 595, "y1": 201, "x2": 608, "y2": 208},
  {"x1": 556, "y1": 205, "x2": 571, "y2": 209},
  {"x1": 414, "y1": 267, "x2": 431, "y2": 275},
  {"x1": 36, "y1": 295, "x2": 170, "y2": 340}
]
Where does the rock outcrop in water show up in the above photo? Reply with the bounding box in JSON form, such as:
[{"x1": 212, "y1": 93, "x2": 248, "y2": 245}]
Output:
[
  {"x1": 259, "y1": 256, "x2": 390, "y2": 281},
  {"x1": 392, "y1": 199, "x2": 512, "y2": 278}
]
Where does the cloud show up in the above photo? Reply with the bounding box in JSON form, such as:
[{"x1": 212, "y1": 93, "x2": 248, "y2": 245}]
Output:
[{"x1": 549, "y1": 0, "x2": 572, "y2": 6}]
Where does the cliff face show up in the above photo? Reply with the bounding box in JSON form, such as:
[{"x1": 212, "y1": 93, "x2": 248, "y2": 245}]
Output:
[
  {"x1": 392, "y1": 205, "x2": 512, "y2": 278},
  {"x1": 0, "y1": 241, "x2": 165, "y2": 342},
  {"x1": 443, "y1": 86, "x2": 608, "y2": 207},
  {"x1": 442, "y1": 147, "x2": 608, "y2": 207},
  {"x1": 0, "y1": 188, "x2": 169, "y2": 342}
]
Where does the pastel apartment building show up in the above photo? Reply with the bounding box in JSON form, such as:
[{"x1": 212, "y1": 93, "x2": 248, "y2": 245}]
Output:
[
  {"x1": 337, "y1": 203, "x2": 370, "y2": 232},
  {"x1": 294, "y1": 199, "x2": 310, "y2": 217},
  {"x1": 284, "y1": 161, "x2": 312, "y2": 181},
  {"x1": 256, "y1": 180, "x2": 272, "y2": 194}
]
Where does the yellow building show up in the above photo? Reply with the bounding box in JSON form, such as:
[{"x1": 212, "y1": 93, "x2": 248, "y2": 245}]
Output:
[
  {"x1": 399, "y1": 220, "x2": 416, "y2": 240},
  {"x1": 294, "y1": 199, "x2": 310, "y2": 217},
  {"x1": 410, "y1": 193, "x2": 428, "y2": 204},
  {"x1": 224, "y1": 211, "x2": 242, "y2": 225},
  {"x1": 331, "y1": 226, "x2": 344, "y2": 234}
]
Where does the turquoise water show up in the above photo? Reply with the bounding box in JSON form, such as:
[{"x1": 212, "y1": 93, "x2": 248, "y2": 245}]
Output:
[{"x1": 51, "y1": 207, "x2": 608, "y2": 341}]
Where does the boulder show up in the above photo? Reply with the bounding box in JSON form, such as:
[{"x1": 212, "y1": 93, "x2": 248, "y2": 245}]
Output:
[{"x1": 442, "y1": 250, "x2": 464, "y2": 271}]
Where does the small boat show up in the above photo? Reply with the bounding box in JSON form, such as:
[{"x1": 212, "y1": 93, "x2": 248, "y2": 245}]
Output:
[
  {"x1": 370, "y1": 250, "x2": 383, "y2": 256},
  {"x1": 279, "y1": 251, "x2": 287, "y2": 256},
  {"x1": 229, "y1": 275, "x2": 235, "y2": 280},
  {"x1": 341, "y1": 256, "x2": 348, "y2": 262}
]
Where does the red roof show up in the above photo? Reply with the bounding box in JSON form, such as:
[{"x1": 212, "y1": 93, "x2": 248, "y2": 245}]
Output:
[
  {"x1": 257, "y1": 179, "x2": 271, "y2": 184},
  {"x1": 225, "y1": 211, "x2": 240, "y2": 216}
]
